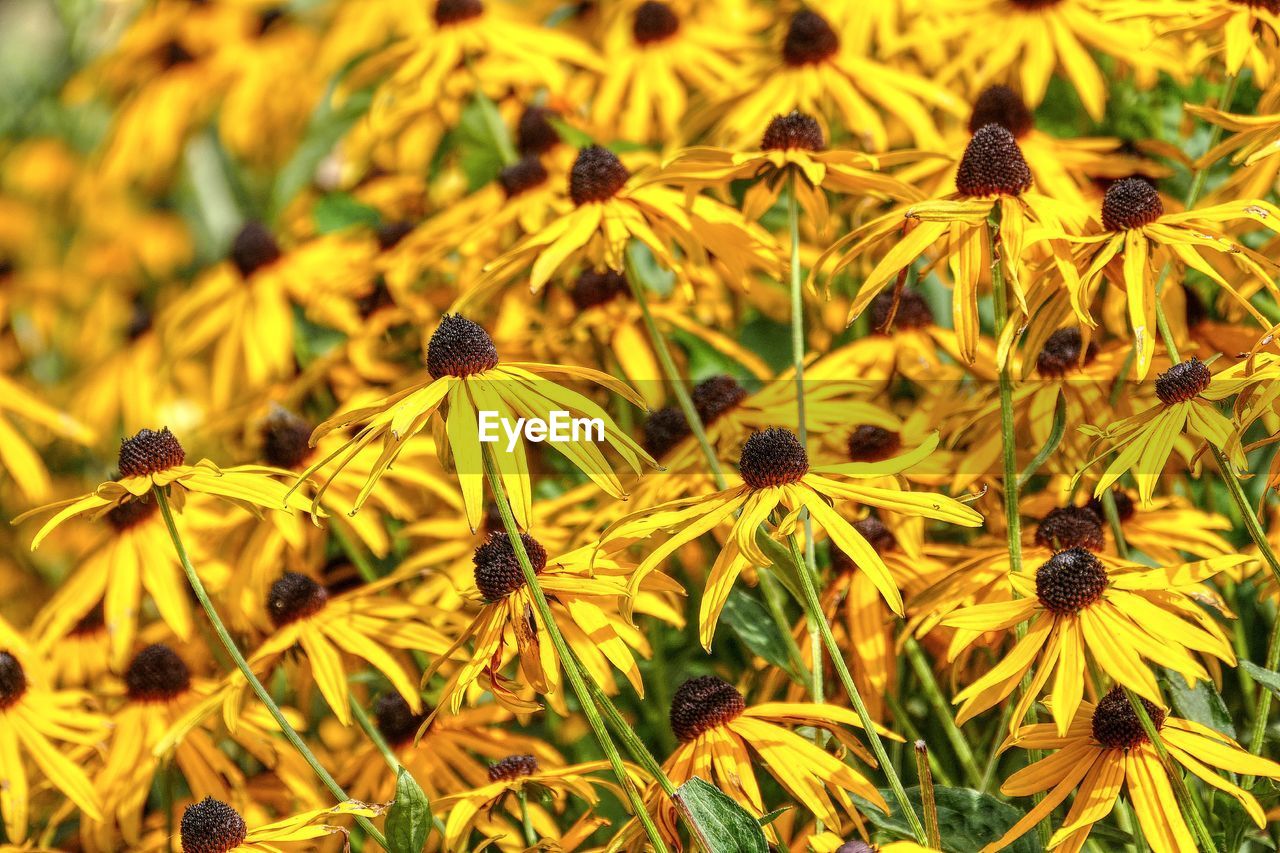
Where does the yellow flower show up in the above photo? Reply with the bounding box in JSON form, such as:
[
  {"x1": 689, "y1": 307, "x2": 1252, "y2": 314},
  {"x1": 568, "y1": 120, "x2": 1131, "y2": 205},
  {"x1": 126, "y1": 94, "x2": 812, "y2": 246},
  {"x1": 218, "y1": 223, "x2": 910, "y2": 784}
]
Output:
[
  {"x1": 0, "y1": 647, "x2": 104, "y2": 842},
  {"x1": 176, "y1": 796, "x2": 384, "y2": 852},
  {"x1": 295, "y1": 314, "x2": 656, "y2": 531},
  {"x1": 600, "y1": 427, "x2": 982, "y2": 648},
  {"x1": 15, "y1": 427, "x2": 315, "y2": 550},
  {"x1": 985, "y1": 687, "x2": 1280, "y2": 853},
  {"x1": 1112, "y1": 0, "x2": 1280, "y2": 86},
  {"x1": 0, "y1": 375, "x2": 94, "y2": 503},
  {"x1": 1187, "y1": 86, "x2": 1280, "y2": 170},
  {"x1": 943, "y1": 548, "x2": 1244, "y2": 734}
]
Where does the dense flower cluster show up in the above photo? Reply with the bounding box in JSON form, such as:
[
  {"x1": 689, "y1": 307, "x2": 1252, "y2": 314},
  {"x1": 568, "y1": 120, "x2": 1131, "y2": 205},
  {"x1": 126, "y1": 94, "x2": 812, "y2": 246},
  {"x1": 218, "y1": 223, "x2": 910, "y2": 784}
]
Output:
[{"x1": 4, "y1": 1, "x2": 1280, "y2": 851}]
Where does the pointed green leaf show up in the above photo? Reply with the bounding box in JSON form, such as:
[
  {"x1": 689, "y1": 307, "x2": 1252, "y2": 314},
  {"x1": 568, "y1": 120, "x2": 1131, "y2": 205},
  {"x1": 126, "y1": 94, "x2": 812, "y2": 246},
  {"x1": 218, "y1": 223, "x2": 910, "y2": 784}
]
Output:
[
  {"x1": 674, "y1": 777, "x2": 769, "y2": 853},
  {"x1": 386, "y1": 767, "x2": 432, "y2": 853}
]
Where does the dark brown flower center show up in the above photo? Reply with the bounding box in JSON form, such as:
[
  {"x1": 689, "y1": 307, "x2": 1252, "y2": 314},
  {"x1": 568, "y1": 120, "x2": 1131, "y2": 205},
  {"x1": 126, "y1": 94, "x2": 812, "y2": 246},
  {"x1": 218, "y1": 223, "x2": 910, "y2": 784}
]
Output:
[
  {"x1": 434, "y1": 0, "x2": 484, "y2": 26},
  {"x1": 374, "y1": 692, "x2": 429, "y2": 748},
  {"x1": 426, "y1": 314, "x2": 499, "y2": 379},
  {"x1": 738, "y1": 428, "x2": 808, "y2": 489},
  {"x1": 761, "y1": 111, "x2": 826, "y2": 152},
  {"x1": 267, "y1": 572, "x2": 329, "y2": 627},
  {"x1": 71, "y1": 604, "x2": 106, "y2": 637},
  {"x1": 261, "y1": 408, "x2": 314, "y2": 470},
  {"x1": 106, "y1": 497, "x2": 159, "y2": 531},
  {"x1": 126, "y1": 643, "x2": 192, "y2": 702},
  {"x1": 1102, "y1": 178, "x2": 1163, "y2": 231},
  {"x1": 569, "y1": 146, "x2": 631, "y2": 206},
  {"x1": 969, "y1": 85, "x2": 1034, "y2": 138},
  {"x1": 856, "y1": 515, "x2": 898, "y2": 555},
  {"x1": 783, "y1": 9, "x2": 840, "y2": 66},
  {"x1": 870, "y1": 290, "x2": 935, "y2": 332},
  {"x1": 570, "y1": 268, "x2": 629, "y2": 311},
  {"x1": 1155, "y1": 359, "x2": 1211, "y2": 405},
  {"x1": 127, "y1": 299, "x2": 153, "y2": 341},
  {"x1": 633, "y1": 1, "x2": 680, "y2": 44},
  {"x1": 181, "y1": 797, "x2": 248, "y2": 853},
  {"x1": 0, "y1": 652, "x2": 27, "y2": 710},
  {"x1": 488, "y1": 754, "x2": 539, "y2": 782},
  {"x1": 1183, "y1": 285, "x2": 1208, "y2": 329},
  {"x1": 118, "y1": 428, "x2": 186, "y2": 478},
  {"x1": 159, "y1": 39, "x2": 196, "y2": 69},
  {"x1": 1036, "y1": 548, "x2": 1108, "y2": 614},
  {"x1": 1091, "y1": 686, "x2": 1165, "y2": 750},
  {"x1": 642, "y1": 406, "x2": 690, "y2": 459},
  {"x1": 1034, "y1": 507, "x2": 1105, "y2": 552},
  {"x1": 377, "y1": 221, "x2": 416, "y2": 251},
  {"x1": 671, "y1": 675, "x2": 745, "y2": 741},
  {"x1": 230, "y1": 222, "x2": 282, "y2": 278},
  {"x1": 1036, "y1": 328, "x2": 1097, "y2": 378},
  {"x1": 956, "y1": 124, "x2": 1032, "y2": 197},
  {"x1": 1009, "y1": 0, "x2": 1065, "y2": 8},
  {"x1": 498, "y1": 157, "x2": 549, "y2": 198},
  {"x1": 1086, "y1": 491, "x2": 1135, "y2": 524},
  {"x1": 474, "y1": 532, "x2": 547, "y2": 602},
  {"x1": 1232, "y1": 0, "x2": 1280, "y2": 12},
  {"x1": 517, "y1": 106, "x2": 561, "y2": 157},
  {"x1": 692, "y1": 375, "x2": 748, "y2": 426},
  {"x1": 847, "y1": 425, "x2": 903, "y2": 463}
]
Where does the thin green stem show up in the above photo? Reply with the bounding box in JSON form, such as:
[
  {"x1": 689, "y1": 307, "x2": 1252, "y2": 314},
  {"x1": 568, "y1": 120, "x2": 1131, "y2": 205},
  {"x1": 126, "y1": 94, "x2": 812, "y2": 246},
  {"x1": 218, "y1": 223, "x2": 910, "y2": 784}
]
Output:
[
  {"x1": 350, "y1": 694, "x2": 401, "y2": 773},
  {"x1": 1100, "y1": 491, "x2": 1130, "y2": 560},
  {"x1": 518, "y1": 791, "x2": 537, "y2": 847},
  {"x1": 989, "y1": 207, "x2": 1023, "y2": 578},
  {"x1": 1250, "y1": 616, "x2": 1280, "y2": 759},
  {"x1": 332, "y1": 521, "x2": 380, "y2": 584},
  {"x1": 904, "y1": 637, "x2": 983, "y2": 787},
  {"x1": 577, "y1": 663, "x2": 678, "y2": 797},
  {"x1": 784, "y1": 536, "x2": 928, "y2": 843},
  {"x1": 481, "y1": 447, "x2": 670, "y2": 853},
  {"x1": 152, "y1": 487, "x2": 389, "y2": 851}
]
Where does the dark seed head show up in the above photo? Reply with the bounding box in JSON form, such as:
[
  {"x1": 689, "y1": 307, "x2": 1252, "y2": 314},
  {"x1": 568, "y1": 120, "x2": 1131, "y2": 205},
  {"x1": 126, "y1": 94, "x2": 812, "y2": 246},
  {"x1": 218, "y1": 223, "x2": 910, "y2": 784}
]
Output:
[
  {"x1": 374, "y1": 692, "x2": 429, "y2": 748},
  {"x1": 783, "y1": 9, "x2": 840, "y2": 66},
  {"x1": 1232, "y1": 0, "x2": 1280, "y2": 13},
  {"x1": 670, "y1": 675, "x2": 745, "y2": 742},
  {"x1": 835, "y1": 844, "x2": 874, "y2": 853},
  {"x1": 377, "y1": 220, "x2": 416, "y2": 251},
  {"x1": 1183, "y1": 285, "x2": 1208, "y2": 329},
  {"x1": 434, "y1": 0, "x2": 484, "y2": 26},
  {"x1": 642, "y1": 406, "x2": 690, "y2": 459},
  {"x1": 692, "y1": 375, "x2": 748, "y2": 427},
  {"x1": 956, "y1": 124, "x2": 1032, "y2": 197},
  {"x1": 1009, "y1": 0, "x2": 1065, "y2": 7},
  {"x1": 488, "y1": 754, "x2": 539, "y2": 782},
  {"x1": 633, "y1": 1, "x2": 680, "y2": 44},
  {"x1": 1102, "y1": 178, "x2": 1163, "y2": 231},
  {"x1": 761, "y1": 111, "x2": 826, "y2": 152},
  {"x1": 570, "y1": 268, "x2": 628, "y2": 311},
  {"x1": 180, "y1": 797, "x2": 248, "y2": 853},
  {"x1": 1036, "y1": 328, "x2": 1098, "y2": 378},
  {"x1": 517, "y1": 106, "x2": 561, "y2": 157},
  {"x1": 1034, "y1": 507, "x2": 1106, "y2": 553},
  {"x1": 261, "y1": 408, "x2": 314, "y2": 470},
  {"x1": 229, "y1": 221, "x2": 281, "y2": 278},
  {"x1": 118, "y1": 428, "x2": 186, "y2": 478},
  {"x1": 569, "y1": 146, "x2": 631, "y2": 206},
  {"x1": 832, "y1": 516, "x2": 898, "y2": 574},
  {"x1": 106, "y1": 498, "x2": 158, "y2": 532},
  {"x1": 267, "y1": 572, "x2": 329, "y2": 627},
  {"x1": 1087, "y1": 491, "x2": 1135, "y2": 524},
  {"x1": 498, "y1": 156, "x2": 549, "y2": 198},
  {"x1": 1155, "y1": 359, "x2": 1211, "y2": 405},
  {"x1": 1035, "y1": 548, "x2": 1108, "y2": 614},
  {"x1": 160, "y1": 39, "x2": 196, "y2": 69},
  {"x1": 870, "y1": 289, "x2": 935, "y2": 332},
  {"x1": 127, "y1": 299, "x2": 153, "y2": 340},
  {"x1": 473, "y1": 532, "x2": 547, "y2": 602},
  {"x1": 846, "y1": 425, "x2": 903, "y2": 463},
  {"x1": 426, "y1": 314, "x2": 499, "y2": 379},
  {"x1": 71, "y1": 604, "x2": 106, "y2": 637},
  {"x1": 0, "y1": 652, "x2": 27, "y2": 710},
  {"x1": 738, "y1": 428, "x2": 809, "y2": 489},
  {"x1": 969, "y1": 85, "x2": 1034, "y2": 138},
  {"x1": 125, "y1": 643, "x2": 192, "y2": 702},
  {"x1": 1092, "y1": 686, "x2": 1165, "y2": 750}
]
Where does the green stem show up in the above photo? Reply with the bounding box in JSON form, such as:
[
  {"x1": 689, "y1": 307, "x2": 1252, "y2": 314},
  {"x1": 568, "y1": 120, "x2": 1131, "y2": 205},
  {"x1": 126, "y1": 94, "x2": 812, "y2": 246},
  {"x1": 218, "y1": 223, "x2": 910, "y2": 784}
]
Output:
[
  {"x1": 152, "y1": 487, "x2": 389, "y2": 851},
  {"x1": 784, "y1": 536, "x2": 928, "y2": 843},
  {"x1": 1122, "y1": 688, "x2": 1217, "y2": 851},
  {"x1": 350, "y1": 694, "x2": 401, "y2": 773},
  {"x1": 905, "y1": 637, "x2": 983, "y2": 787},
  {"x1": 989, "y1": 207, "x2": 1023, "y2": 578},
  {"x1": 480, "y1": 447, "x2": 670, "y2": 853},
  {"x1": 1100, "y1": 491, "x2": 1130, "y2": 560},
  {"x1": 577, "y1": 664, "x2": 677, "y2": 797},
  {"x1": 332, "y1": 521, "x2": 380, "y2": 584},
  {"x1": 1250, "y1": 616, "x2": 1280, "y2": 759},
  {"x1": 518, "y1": 791, "x2": 537, "y2": 847}
]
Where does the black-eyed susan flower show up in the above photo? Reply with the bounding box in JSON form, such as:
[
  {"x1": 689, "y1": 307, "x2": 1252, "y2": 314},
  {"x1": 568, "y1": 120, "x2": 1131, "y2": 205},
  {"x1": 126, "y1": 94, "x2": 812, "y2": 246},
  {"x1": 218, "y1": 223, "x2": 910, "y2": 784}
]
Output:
[
  {"x1": 812, "y1": 124, "x2": 1079, "y2": 362},
  {"x1": 600, "y1": 427, "x2": 982, "y2": 648},
  {"x1": 0, "y1": 648, "x2": 104, "y2": 841},
  {"x1": 176, "y1": 795, "x2": 384, "y2": 853},
  {"x1": 295, "y1": 314, "x2": 656, "y2": 530},
  {"x1": 16, "y1": 427, "x2": 315, "y2": 550},
  {"x1": 624, "y1": 676, "x2": 896, "y2": 846},
  {"x1": 1066, "y1": 178, "x2": 1280, "y2": 375},
  {"x1": 1115, "y1": 0, "x2": 1280, "y2": 86},
  {"x1": 985, "y1": 687, "x2": 1280, "y2": 853},
  {"x1": 943, "y1": 547, "x2": 1244, "y2": 734}
]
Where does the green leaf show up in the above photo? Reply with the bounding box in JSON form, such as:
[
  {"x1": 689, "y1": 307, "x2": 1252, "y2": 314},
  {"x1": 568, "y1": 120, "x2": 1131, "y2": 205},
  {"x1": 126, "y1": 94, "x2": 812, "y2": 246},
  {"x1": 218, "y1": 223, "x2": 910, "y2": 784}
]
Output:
[
  {"x1": 757, "y1": 806, "x2": 791, "y2": 827},
  {"x1": 856, "y1": 786, "x2": 1039, "y2": 853},
  {"x1": 548, "y1": 117, "x2": 595, "y2": 149},
  {"x1": 1162, "y1": 671, "x2": 1236, "y2": 739},
  {"x1": 1017, "y1": 390, "x2": 1066, "y2": 489},
  {"x1": 386, "y1": 767, "x2": 432, "y2": 853},
  {"x1": 1241, "y1": 660, "x2": 1280, "y2": 701},
  {"x1": 313, "y1": 193, "x2": 381, "y2": 234},
  {"x1": 722, "y1": 589, "x2": 798, "y2": 679},
  {"x1": 674, "y1": 777, "x2": 769, "y2": 853}
]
